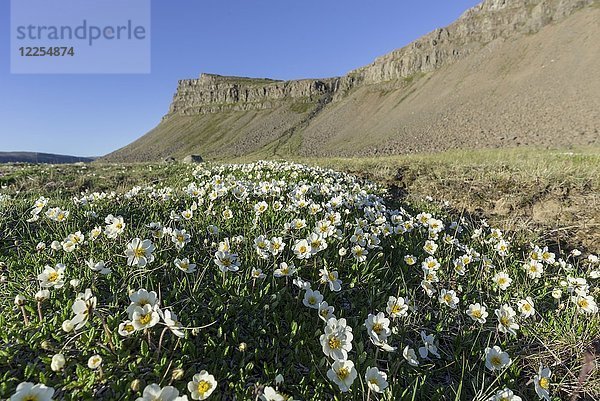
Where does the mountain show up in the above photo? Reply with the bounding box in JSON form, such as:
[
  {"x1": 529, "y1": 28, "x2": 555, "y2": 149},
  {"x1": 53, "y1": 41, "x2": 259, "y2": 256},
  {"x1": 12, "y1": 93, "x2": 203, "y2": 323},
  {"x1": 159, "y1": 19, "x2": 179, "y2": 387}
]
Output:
[
  {"x1": 0, "y1": 152, "x2": 95, "y2": 164},
  {"x1": 103, "y1": 0, "x2": 600, "y2": 162}
]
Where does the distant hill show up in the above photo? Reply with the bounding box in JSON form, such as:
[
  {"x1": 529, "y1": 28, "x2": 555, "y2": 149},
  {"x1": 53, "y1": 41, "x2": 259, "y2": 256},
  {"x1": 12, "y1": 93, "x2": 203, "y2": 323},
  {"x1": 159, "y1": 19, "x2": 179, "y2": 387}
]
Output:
[
  {"x1": 0, "y1": 152, "x2": 95, "y2": 164},
  {"x1": 103, "y1": 0, "x2": 600, "y2": 162}
]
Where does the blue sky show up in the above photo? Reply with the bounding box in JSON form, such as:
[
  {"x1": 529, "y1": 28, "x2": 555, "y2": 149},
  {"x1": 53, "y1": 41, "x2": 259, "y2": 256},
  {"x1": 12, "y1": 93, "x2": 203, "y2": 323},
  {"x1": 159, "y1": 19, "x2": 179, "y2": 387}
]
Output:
[{"x1": 0, "y1": 0, "x2": 481, "y2": 157}]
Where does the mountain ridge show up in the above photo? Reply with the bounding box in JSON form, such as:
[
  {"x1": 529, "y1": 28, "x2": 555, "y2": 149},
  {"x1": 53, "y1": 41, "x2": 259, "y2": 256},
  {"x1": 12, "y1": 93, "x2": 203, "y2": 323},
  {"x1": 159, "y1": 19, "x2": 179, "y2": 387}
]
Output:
[{"x1": 103, "y1": 0, "x2": 600, "y2": 162}]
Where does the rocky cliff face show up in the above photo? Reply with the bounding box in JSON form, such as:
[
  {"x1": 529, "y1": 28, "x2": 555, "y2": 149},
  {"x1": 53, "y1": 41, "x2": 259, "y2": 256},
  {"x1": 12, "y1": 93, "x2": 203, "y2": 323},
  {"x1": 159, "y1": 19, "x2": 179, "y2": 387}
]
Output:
[
  {"x1": 350, "y1": 0, "x2": 595, "y2": 83},
  {"x1": 164, "y1": 0, "x2": 594, "y2": 119},
  {"x1": 166, "y1": 73, "x2": 343, "y2": 117}
]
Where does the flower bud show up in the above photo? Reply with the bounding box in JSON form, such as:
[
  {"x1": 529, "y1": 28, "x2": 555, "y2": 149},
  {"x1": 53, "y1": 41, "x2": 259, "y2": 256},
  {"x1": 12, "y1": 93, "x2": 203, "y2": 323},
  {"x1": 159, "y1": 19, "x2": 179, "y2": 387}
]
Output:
[
  {"x1": 35, "y1": 289, "x2": 50, "y2": 302},
  {"x1": 130, "y1": 378, "x2": 143, "y2": 392},
  {"x1": 51, "y1": 354, "x2": 65, "y2": 372},
  {"x1": 14, "y1": 294, "x2": 26, "y2": 306},
  {"x1": 171, "y1": 368, "x2": 185, "y2": 381},
  {"x1": 62, "y1": 319, "x2": 74, "y2": 333}
]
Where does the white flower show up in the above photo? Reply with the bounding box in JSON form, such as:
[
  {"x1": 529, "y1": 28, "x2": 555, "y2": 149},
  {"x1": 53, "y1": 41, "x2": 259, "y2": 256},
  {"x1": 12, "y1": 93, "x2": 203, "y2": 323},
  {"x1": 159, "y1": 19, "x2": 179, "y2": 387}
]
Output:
[
  {"x1": 484, "y1": 346, "x2": 511, "y2": 371},
  {"x1": 318, "y1": 301, "x2": 335, "y2": 322},
  {"x1": 293, "y1": 239, "x2": 312, "y2": 259},
  {"x1": 268, "y1": 236, "x2": 285, "y2": 256},
  {"x1": 293, "y1": 277, "x2": 311, "y2": 290},
  {"x1": 423, "y1": 240, "x2": 438, "y2": 255},
  {"x1": 489, "y1": 388, "x2": 522, "y2": 401},
  {"x1": 575, "y1": 295, "x2": 598, "y2": 314},
  {"x1": 404, "y1": 255, "x2": 416, "y2": 265},
  {"x1": 213, "y1": 250, "x2": 240, "y2": 272},
  {"x1": 403, "y1": 346, "x2": 419, "y2": 366},
  {"x1": 126, "y1": 238, "x2": 155, "y2": 267},
  {"x1": 187, "y1": 370, "x2": 217, "y2": 400},
  {"x1": 495, "y1": 304, "x2": 519, "y2": 335},
  {"x1": 87, "y1": 354, "x2": 102, "y2": 369},
  {"x1": 533, "y1": 364, "x2": 552, "y2": 401},
  {"x1": 171, "y1": 229, "x2": 191, "y2": 249},
  {"x1": 351, "y1": 245, "x2": 368, "y2": 262},
  {"x1": 418, "y1": 331, "x2": 440, "y2": 358},
  {"x1": 326, "y1": 359, "x2": 357, "y2": 392},
  {"x1": 251, "y1": 268, "x2": 266, "y2": 279},
  {"x1": 50, "y1": 354, "x2": 65, "y2": 372},
  {"x1": 132, "y1": 304, "x2": 160, "y2": 330},
  {"x1": 365, "y1": 366, "x2": 388, "y2": 393},
  {"x1": 525, "y1": 260, "x2": 544, "y2": 279},
  {"x1": 302, "y1": 289, "x2": 323, "y2": 309},
  {"x1": 438, "y1": 289, "x2": 459, "y2": 308},
  {"x1": 492, "y1": 271, "x2": 512, "y2": 290},
  {"x1": 320, "y1": 317, "x2": 353, "y2": 361},
  {"x1": 9, "y1": 382, "x2": 55, "y2": 401},
  {"x1": 517, "y1": 297, "x2": 535, "y2": 318},
  {"x1": 118, "y1": 320, "x2": 136, "y2": 337},
  {"x1": 174, "y1": 258, "x2": 197, "y2": 273},
  {"x1": 319, "y1": 267, "x2": 342, "y2": 292},
  {"x1": 104, "y1": 214, "x2": 125, "y2": 238},
  {"x1": 159, "y1": 309, "x2": 185, "y2": 338},
  {"x1": 551, "y1": 288, "x2": 562, "y2": 299},
  {"x1": 261, "y1": 386, "x2": 285, "y2": 401},
  {"x1": 70, "y1": 288, "x2": 97, "y2": 330},
  {"x1": 466, "y1": 303, "x2": 488, "y2": 323},
  {"x1": 37, "y1": 264, "x2": 66, "y2": 288},
  {"x1": 86, "y1": 259, "x2": 111, "y2": 275},
  {"x1": 274, "y1": 262, "x2": 296, "y2": 277},
  {"x1": 364, "y1": 312, "x2": 391, "y2": 345},
  {"x1": 386, "y1": 296, "x2": 408, "y2": 318},
  {"x1": 128, "y1": 289, "x2": 159, "y2": 318},
  {"x1": 136, "y1": 383, "x2": 182, "y2": 401}
]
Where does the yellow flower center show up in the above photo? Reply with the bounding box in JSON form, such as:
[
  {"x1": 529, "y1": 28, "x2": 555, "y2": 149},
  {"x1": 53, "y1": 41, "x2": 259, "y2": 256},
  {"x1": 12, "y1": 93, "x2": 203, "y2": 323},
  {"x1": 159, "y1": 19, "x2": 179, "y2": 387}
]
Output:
[
  {"x1": 444, "y1": 294, "x2": 452, "y2": 303},
  {"x1": 337, "y1": 367, "x2": 349, "y2": 380},
  {"x1": 500, "y1": 316, "x2": 510, "y2": 326},
  {"x1": 539, "y1": 377, "x2": 550, "y2": 389},
  {"x1": 221, "y1": 259, "x2": 231, "y2": 266},
  {"x1": 139, "y1": 313, "x2": 152, "y2": 325},
  {"x1": 490, "y1": 355, "x2": 502, "y2": 367},
  {"x1": 197, "y1": 380, "x2": 211, "y2": 395},
  {"x1": 177, "y1": 235, "x2": 184, "y2": 242},
  {"x1": 308, "y1": 296, "x2": 316, "y2": 305},
  {"x1": 472, "y1": 310, "x2": 482, "y2": 318},
  {"x1": 22, "y1": 396, "x2": 38, "y2": 401},
  {"x1": 369, "y1": 378, "x2": 379, "y2": 385},
  {"x1": 281, "y1": 267, "x2": 289, "y2": 275},
  {"x1": 48, "y1": 271, "x2": 59, "y2": 282},
  {"x1": 578, "y1": 299, "x2": 589, "y2": 308},
  {"x1": 328, "y1": 336, "x2": 341, "y2": 350},
  {"x1": 134, "y1": 248, "x2": 145, "y2": 258},
  {"x1": 498, "y1": 278, "x2": 507, "y2": 285},
  {"x1": 299, "y1": 246, "x2": 307, "y2": 253},
  {"x1": 391, "y1": 305, "x2": 401, "y2": 314},
  {"x1": 124, "y1": 324, "x2": 134, "y2": 332},
  {"x1": 523, "y1": 304, "x2": 531, "y2": 311},
  {"x1": 328, "y1": 273, "x2": 336, "y2": 282},
  {"x1": 372, "y1": 323, "x2": 383, "y2": 334}
]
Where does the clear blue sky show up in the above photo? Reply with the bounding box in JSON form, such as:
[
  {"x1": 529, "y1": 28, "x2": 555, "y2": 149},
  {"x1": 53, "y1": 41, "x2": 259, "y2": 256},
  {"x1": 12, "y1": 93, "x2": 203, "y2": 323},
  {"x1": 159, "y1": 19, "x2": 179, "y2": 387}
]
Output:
[{"x1": 0, "y1": 0, "x2": 481, "y2": 157}]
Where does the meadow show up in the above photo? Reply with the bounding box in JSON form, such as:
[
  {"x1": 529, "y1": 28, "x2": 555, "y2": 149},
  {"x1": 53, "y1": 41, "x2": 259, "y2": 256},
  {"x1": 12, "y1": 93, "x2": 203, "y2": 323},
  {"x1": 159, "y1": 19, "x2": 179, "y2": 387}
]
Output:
[{"x1": 0, "y1": 158, "x2": 598, "y2": 400}]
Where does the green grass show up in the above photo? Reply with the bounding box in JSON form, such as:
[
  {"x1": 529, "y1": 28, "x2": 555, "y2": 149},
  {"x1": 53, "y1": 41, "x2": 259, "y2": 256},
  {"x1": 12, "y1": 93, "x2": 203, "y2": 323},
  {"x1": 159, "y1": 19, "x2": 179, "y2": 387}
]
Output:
[{"x1": 0, "y1": 160, "x2": 598, "y2": 400}]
